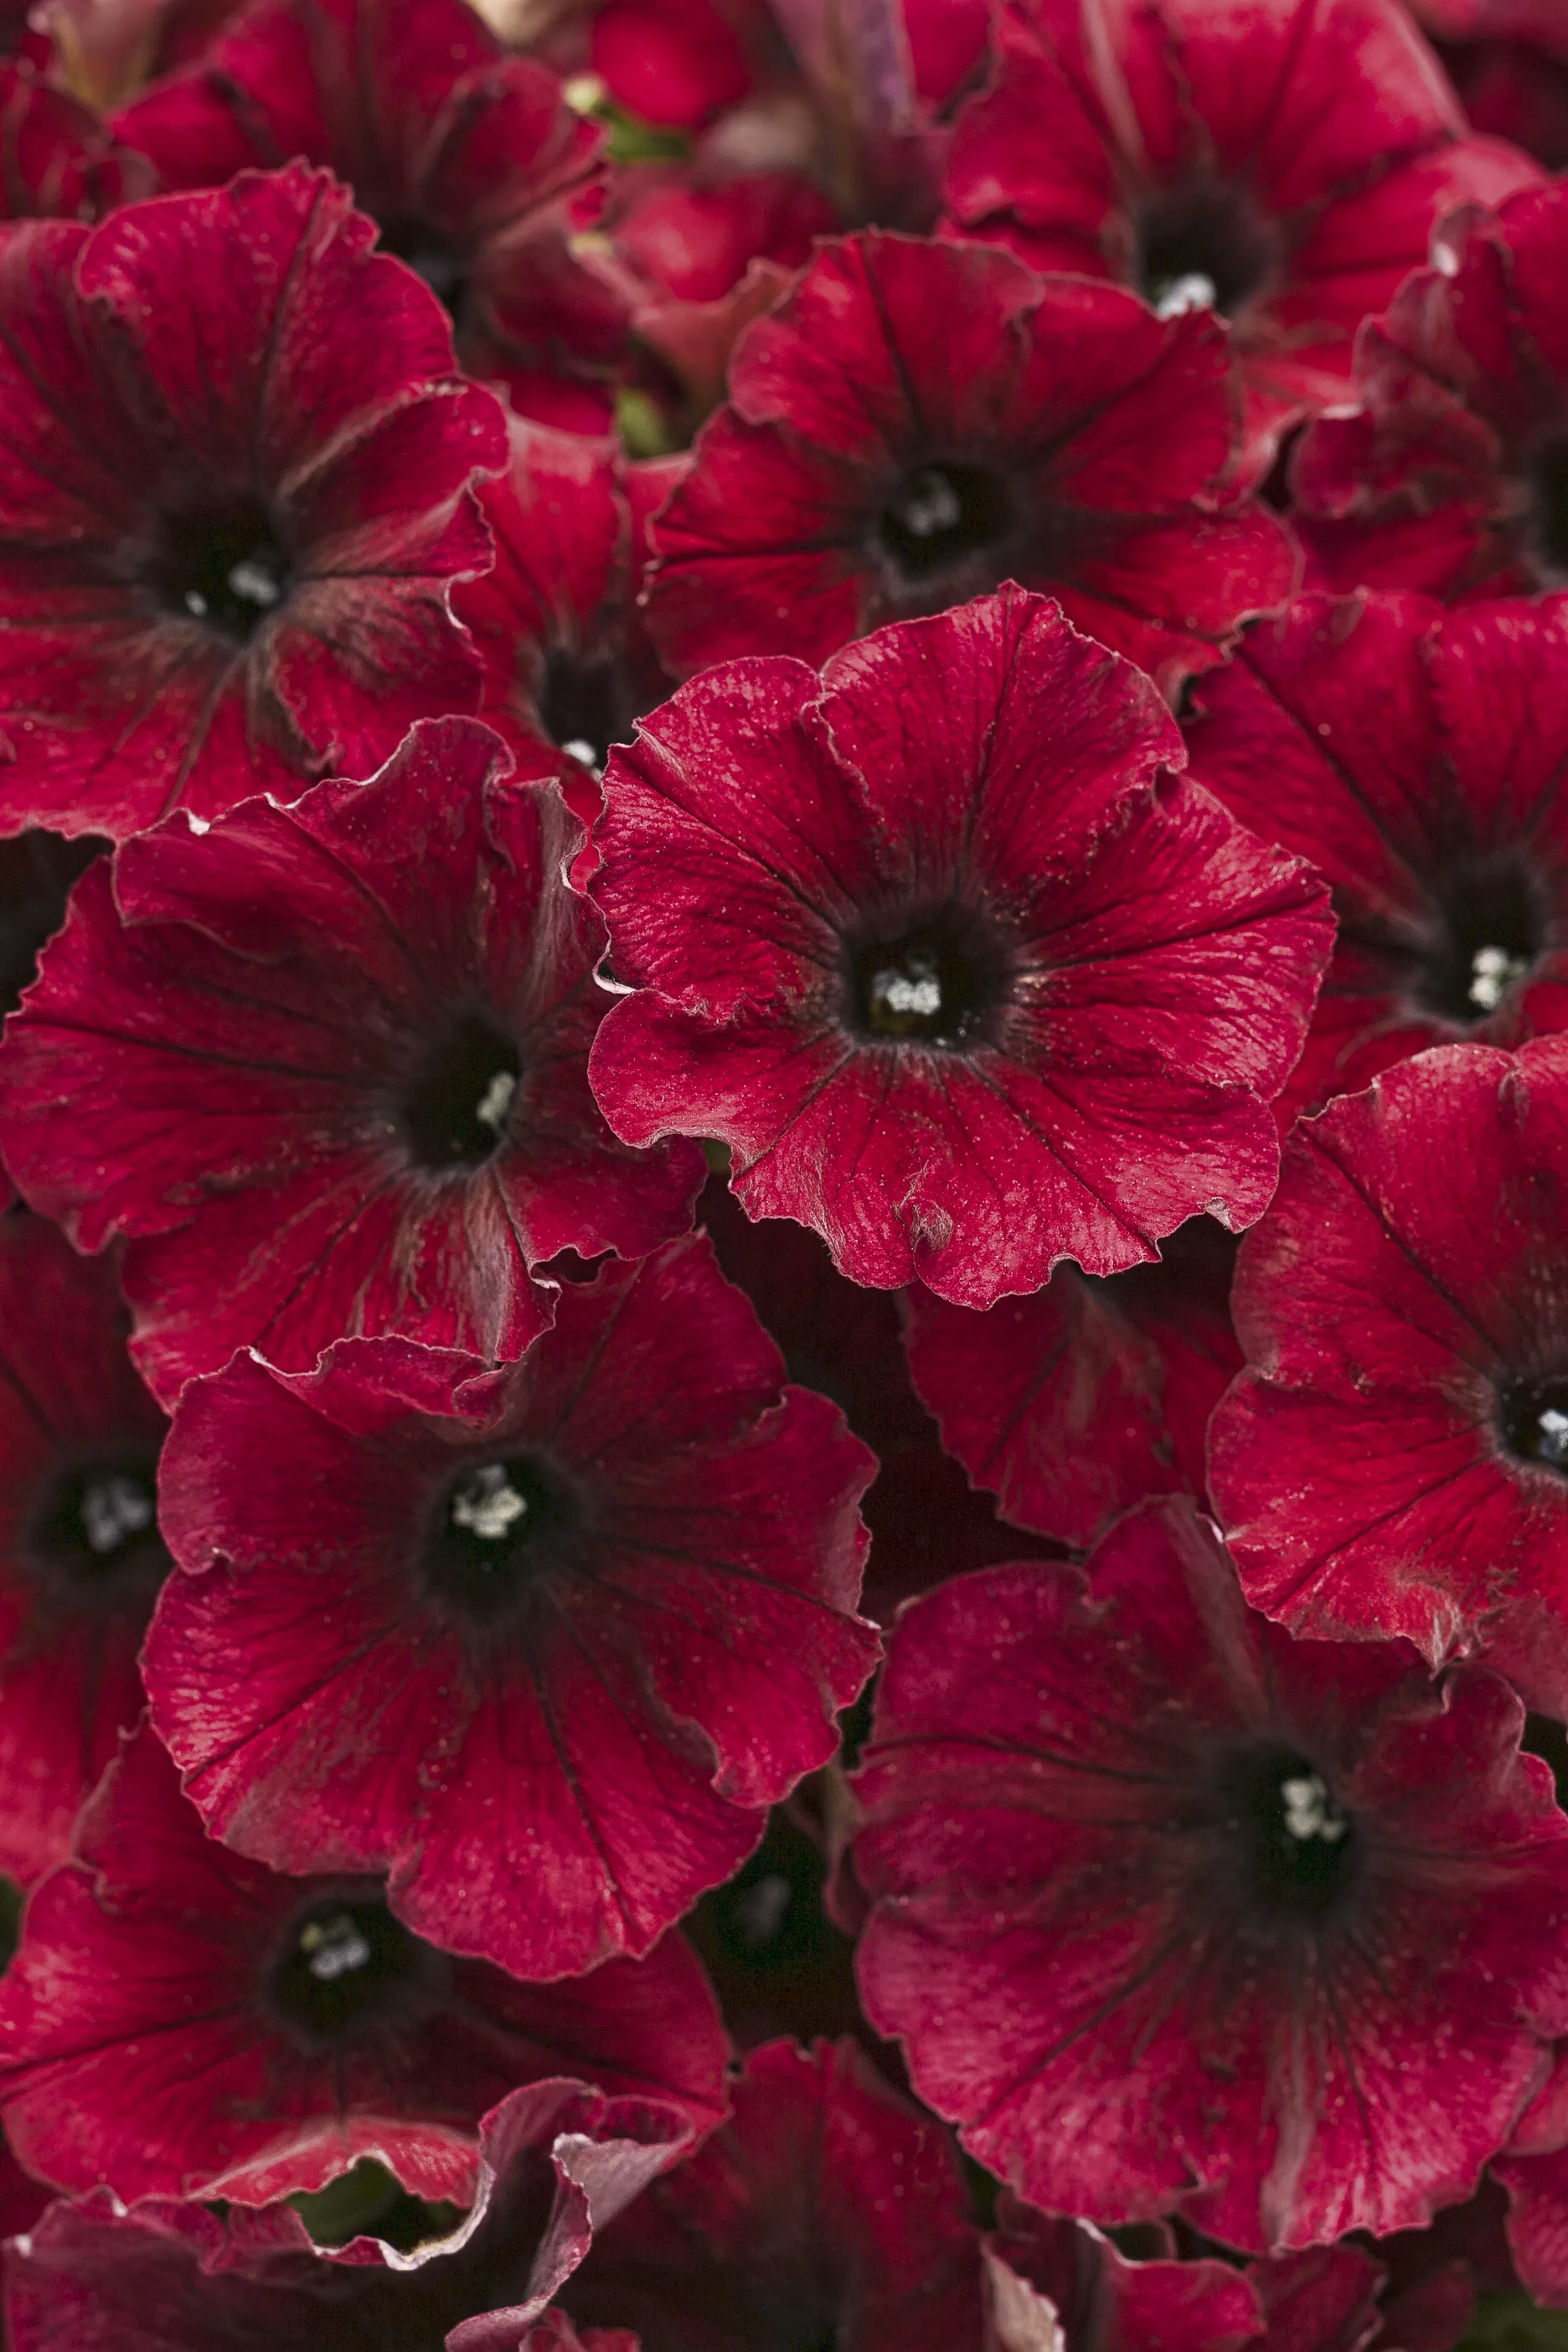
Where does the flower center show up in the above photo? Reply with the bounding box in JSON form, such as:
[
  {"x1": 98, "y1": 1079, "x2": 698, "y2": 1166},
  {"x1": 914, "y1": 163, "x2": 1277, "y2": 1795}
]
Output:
[
  {"x1": 1133, "y1": 178, "x2": 1281, "y2": 320},
  {"x1": 152, "y1": 499, "x2": 291, "y2": 637},
  {"x1": 265, "y1": 1894, "x2": 440, "y2": 2049},
  {"x1": 420, "y1": 1452, "x2": 584, "y2": 1627},
  {"x1": 1523, "y1": 430, "x2": 1568, "y2": 585},
  {"x1": 1411, "y1": 855, "x2": 1545, "y2": 1024},
  {"x1": 1211, "y1": 1741, "x2": 1359, "y2": 1925},
  {"x1": 1498, "y1": 1375, "x2": 1568, "y2": 1472},
  {"x1": 874, "y1": 461, "x2": 1013, "y2": 587},
  {"x1": 25, "y1": 1447, "x2": 168, "y2": 1608},
  {"x1": 538, "y1": 647, "x2": 637, "y2": 778},
  {"x1": 399, "y1": 1010, "x2": 523, "y2": 1173},
  {"x1": 843, "y1": 908, "x2": 1011, "y2": 1050},
  {"x1": 378, "y1": 218, "x2": 469, "y2": 320}
]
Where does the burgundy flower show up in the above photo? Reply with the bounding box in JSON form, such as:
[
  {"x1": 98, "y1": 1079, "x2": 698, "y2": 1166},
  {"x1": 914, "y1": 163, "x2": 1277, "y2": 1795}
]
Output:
[
  {"x1": 112, "y1": 0, "x2": 623, "y2": 428},
  {"x1": 850, "y1": 1499, "x2": 1568, "y2": 2251},
  {"x1": 641, "y1": 232, "x2": 1298, "y2": 694},
  {"x1": 0, "y1": 1722, "x2": 728, "y2": 2207},
  {"x1": 942, "y1": 0, "x2": 1539, "y2": 460},
  {"x1": 1292, "y1": 182, "x2": 1568, "y2": 601},
  {"x1": 0, "y1": 162, "x2": 508, "y2": 842},
  {"x1": 1208, "y1": 1039, "x2": 1568, "y2": 1713},
  {"x1": 142, "y1": 1232, "x2": 879, "y2": 1980},
  {"x1": 561, "y1": 2035, "x2": 987, "y2": 2351},
  {"x1": 0, "y1": 1210, "x2": 170, "y2": 1885},
  {"x1": 902, "y1": 1214, "x2": 1240, "y2": 1550},
  {"x1": 452, "y1": 417, "x2": 679, "y2": 805},
  {"x1": 587, "y1": 588, "x2": 1333, "y2": 1307},
  {"x1": 3, "y1": 2073, "x2": 695, "y2": 2352},
  {"x1": 0, "y1": 717, "x2": 702, "y2": 1405},
  {"x1": 0, "y1": 60, "x2": 152, "y2": 217},
  {"x1": 1185, "y1": 591, "x2": 1568, "y2": 1122}
]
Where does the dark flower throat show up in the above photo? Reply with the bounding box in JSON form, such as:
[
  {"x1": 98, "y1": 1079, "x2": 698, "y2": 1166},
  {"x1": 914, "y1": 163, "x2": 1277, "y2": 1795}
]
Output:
[
  {"x1": 1210, "y1": 1741, "x2": 1360, "y2": 1928},
  {"x1": 400, "y1": 1011, "x2": 523, "y2": 1172},
  {"x1": 265, "y1": 1893, "x2": 440, "y2": 2048},
  {"x1": 26, "y1": 1447, "x2": 168, "y2": 1609},
  {"x1": 151, "y1": 499, "x2": 291, "y2": 638},
  {"x1": 843, "y1": 906, "x2": 1011, "y2": 1050},
  {"x1": 421, "y1": 1451, "x2": 584, "y2": 1627},
  {"x1": 1133, "y1": 178, "x2": 1281, "y2": 320}
]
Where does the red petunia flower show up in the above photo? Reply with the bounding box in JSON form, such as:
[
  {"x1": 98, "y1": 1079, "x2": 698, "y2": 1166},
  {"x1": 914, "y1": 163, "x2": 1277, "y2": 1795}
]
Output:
[
  {"x1": 0, "y1": 162, "x2": 507, "y2": 842},
  {"x1": 586, "y1": 589, "x2": 1333, "y2": 1308},
  {"x1": 1292, "y1": 182, "x2": 1568, "y2": 601},
  {"x1": 0, "y1": 1211, "x2": 171, "y2": 1885},
  {"x1": 850, "y1": 1500, "x2": 1568, "y2": 2251},
  {"x1": 1208, "y1": 1038, "x2": 1568, "y2": 1715},
  {"x1": 112, "y1": 0, "x2": 622, "y2": 428},
  {"x1": 641, "y1": 232, "x2": 1298, "y2": 694},
  {"x1": 1184, "y1": 591, "x2": 1568, "y2": 1122},
  {"x1": 3, "y1": 2073, "x2": 695, "y2": 2352},
  {"x1": 941, "y1": 0, "x2": 1539, "y2": 461},
  {"x1": 142, "y1": 1232, "x2": 879, "y2": 1981},
  {"x1": 0, "y1": 717, "x2": 703, "y2": 1406},
  {"x1": 452, "y1": 416, "x2": 679, "y2": 807},
  {"x1": 561, "y1": 2035, "x2": 987, "y2": 2349},
  {"x1": 0, "y1": 1722, "x2": 728, "y2": 2208},
  {"x1": 1490, "y1": 2041, "x2": 1568, "y2": 2309},
  {"x1": 0, "y1": 59, "x2": 152, "y2": 218},
  {"x1": 902, "y1": 1213, "x2": 1240, "y2": 1550}
]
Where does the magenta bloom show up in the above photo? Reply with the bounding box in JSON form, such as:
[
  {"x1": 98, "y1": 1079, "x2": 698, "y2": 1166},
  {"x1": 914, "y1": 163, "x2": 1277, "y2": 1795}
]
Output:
[
  {"x1": 903, "y1": 1214, "x2": 1240, "y2": 1549},
  {"x1": 0, "y1": 1723, "x2": 728, "y2": 2208},
  {"x1": 0, "y1": 718, "x2": 701, "y2": 1405},
  {"x1": 588, "y1": 589, "x2": 1333, "y2": 1306},
  {"x1": 113, "y1": 0, "x2": 624, "y2": 429},
  {"x1": 142, "y1": 1232, "x2": 879, "y2": 1980},
  {"x1": 1208, "y1": 1038, "x2": 1568, "y2": 1712},
  {"x1": 851, "y1": 1500, "x2": 1568, "y2": 2251},
  {"x1": 942, "y1": 0, "x2": 1538, "y2": 457},
  {"x1": 1186, "y1": 592, "x2": 1568, "y2": 1122},
  {"x1": 452, "y1": 416, "x2": 679, "y2": 802},
  {"x1": 0, "y1": 162, "x2": 506, "y2": 841},
  {"x1": 0, "y1": 1211, "x2": 170, "y2": 1884},
  {"x1": 3, "y1": 2074, "x2": 694, "y2": 2352},
  {"x1": 562, "y1": 2036, "x2": 987, "y2": 2350},
  {"x1": 1293, "y1": 182, "x2": 1568, "y2": 601},
  {"x1": 642, "y1": 232, "x2": 1297, "y2": 694}
]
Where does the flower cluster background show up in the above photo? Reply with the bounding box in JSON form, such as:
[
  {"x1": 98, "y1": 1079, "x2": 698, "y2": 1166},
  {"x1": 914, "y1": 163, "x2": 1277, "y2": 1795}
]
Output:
[{"x1": 3, "y1": 0, "x2": 1568, "y2": 2344}]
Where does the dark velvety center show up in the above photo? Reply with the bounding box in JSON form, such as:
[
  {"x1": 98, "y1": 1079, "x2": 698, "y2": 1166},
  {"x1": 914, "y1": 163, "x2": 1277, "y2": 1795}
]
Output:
[
  {"x1": 24, "y1": 1446, "x2": 168, "y2": 1609},
  {"x1": 538, "y1": 647, "x2": 637, "y2": 775},
  {"x1": 1498, "y1": 1375, "x2": 1568, "y2": 1471},
  {"x1": 875, "y1": 460, "x2": 1013, "y2": 585},
  {"x1": 420, "y1": 1452, "x2": 584, "y2": 1626},
  {"x1": 1211, "y1": 1741, "x2": 1359, "y2": 1924},
  {"x1": 1133, "y1": 178, "x2": 1281, "y2": 319},
  {"x1": 400, "y1": 1011, "x2": 523, "y2": 1172},
  {"x1": 379, "y1": 217, "x2": 468, "y2": 317},
  {"x1": 1412, "y1": 855, "x2": 1545, "y2": 1024},
  {"x1": 265, "y1": 1895, "x2": 436, "y2": 2048},
  {"x1": 843, "y1": 906, "x2": 1011, "y2": 1050},
  {"x1": 151, "y1": 500, "x2": 291, "y2": 637}
]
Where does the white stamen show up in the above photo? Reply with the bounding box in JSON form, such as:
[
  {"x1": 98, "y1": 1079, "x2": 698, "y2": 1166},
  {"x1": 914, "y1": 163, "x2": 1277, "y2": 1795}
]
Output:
[
  {"x1": 474, "y1": 1069, "x2": 517, "y2": 1137},
  {"x1": 1538, "y1": 1406, "x2": 1568, "y2": 1462},
  {"x1": 898, "y1": 472, "x2": 962, "y2": 540},
  {"x1": 561, "y1": 736, "x2": 603, "y2": 776},
  {"x1": 1281, "y1": 1772, "x2": 1347, "y2": 1844},
  {"x1": 878, "y1": 973, "x2": 942, "y2": 1018},
  {"x1": 1468, "y1": 942, "x2": 1529, "y2": 1012},
  {"x1": 300, "y1": 1913, "x2": 373, "y2": 1981},
  {"x1": 1154, "y1": 271, "x2": 1217, "y2": 319},
  {"x1": 228, "y1": 558, "x2": 281, "y2": 610},
  {"x1": 452, "y1": 1462, "x2": 528, "y2": 1543},
  {"x1": 80, "y1": 1476, "x2": 153, "y2": 1555}
]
